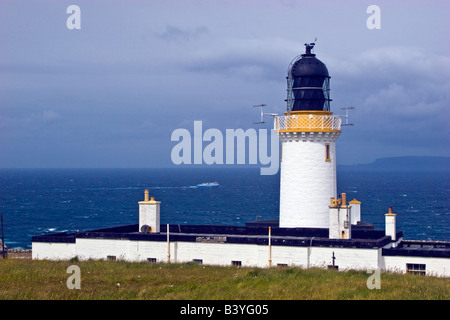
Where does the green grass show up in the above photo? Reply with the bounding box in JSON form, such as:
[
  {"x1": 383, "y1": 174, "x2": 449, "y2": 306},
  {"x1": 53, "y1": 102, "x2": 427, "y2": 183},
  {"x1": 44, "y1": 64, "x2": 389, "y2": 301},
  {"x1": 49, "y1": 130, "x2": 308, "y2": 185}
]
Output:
[{"x1": 0, "y1": 259, "x2": 448, "y2": 300}]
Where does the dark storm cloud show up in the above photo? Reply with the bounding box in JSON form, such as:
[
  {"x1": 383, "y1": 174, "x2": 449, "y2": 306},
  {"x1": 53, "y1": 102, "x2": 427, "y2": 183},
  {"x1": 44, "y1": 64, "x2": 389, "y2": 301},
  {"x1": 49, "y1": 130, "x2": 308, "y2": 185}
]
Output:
[
  {"x1": 331, "y1": 47, "x2": 450, "y2": 125},
  {"x1": 0, "y1": 0, "x2": 448, "y2": 167},
  {"x1": 330, "y1": 46, "x2": 450, "y2": 163}
]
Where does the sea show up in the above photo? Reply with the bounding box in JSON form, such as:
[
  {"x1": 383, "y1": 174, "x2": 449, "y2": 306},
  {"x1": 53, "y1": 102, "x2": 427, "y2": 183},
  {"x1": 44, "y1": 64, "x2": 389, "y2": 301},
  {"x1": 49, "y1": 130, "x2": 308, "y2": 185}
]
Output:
[{"x1": 0, "y1": 167, "x2": 449, "y2": 249}]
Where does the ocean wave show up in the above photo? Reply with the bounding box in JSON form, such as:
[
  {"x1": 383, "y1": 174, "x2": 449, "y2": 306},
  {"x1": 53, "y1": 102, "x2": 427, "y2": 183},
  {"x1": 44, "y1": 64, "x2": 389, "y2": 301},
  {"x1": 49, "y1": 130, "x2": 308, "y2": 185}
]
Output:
[{"x1": 82, "y1": 186, "x2": 198, "y2": 191}]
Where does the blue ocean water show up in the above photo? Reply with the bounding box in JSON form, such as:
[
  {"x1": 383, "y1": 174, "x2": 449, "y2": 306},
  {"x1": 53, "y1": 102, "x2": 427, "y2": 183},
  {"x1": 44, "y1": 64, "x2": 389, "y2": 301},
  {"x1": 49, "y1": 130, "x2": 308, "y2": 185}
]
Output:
[{"x1": 0, "y1": 168, "x2": 448, "y2": 249}]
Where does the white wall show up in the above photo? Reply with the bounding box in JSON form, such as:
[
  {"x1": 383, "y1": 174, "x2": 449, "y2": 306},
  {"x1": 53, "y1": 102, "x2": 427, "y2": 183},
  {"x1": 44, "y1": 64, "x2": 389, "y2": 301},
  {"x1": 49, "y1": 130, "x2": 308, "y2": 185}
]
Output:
[
  {"x1": 383, "y1": 255, "x2": 450, "y2": 277},
  {"x1": 309, "y1": 247, "x2": 380, "y2": 270},
  {"x1": 31, "y1": 238, "x2": 381, "y2": 271},
  {"x1": 279, "y1": 132, "x2": 339, "y2": 228},
  {"x1": 31, "y1": 238, "x2": 449, "y2": 277},
  {"x1": 31, "y1": 242, "x2": 76, "y2": 260},
  {"x1": 139, "y1": 202, "x2": 160, "y2": 233}
]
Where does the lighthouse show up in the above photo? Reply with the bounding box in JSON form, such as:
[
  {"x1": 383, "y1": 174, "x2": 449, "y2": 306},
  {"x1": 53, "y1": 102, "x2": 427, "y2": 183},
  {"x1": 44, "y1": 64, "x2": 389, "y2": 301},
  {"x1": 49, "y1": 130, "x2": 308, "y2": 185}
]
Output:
[{"x1": 276, "y1": 43, "x2": 342, "y2": 228}]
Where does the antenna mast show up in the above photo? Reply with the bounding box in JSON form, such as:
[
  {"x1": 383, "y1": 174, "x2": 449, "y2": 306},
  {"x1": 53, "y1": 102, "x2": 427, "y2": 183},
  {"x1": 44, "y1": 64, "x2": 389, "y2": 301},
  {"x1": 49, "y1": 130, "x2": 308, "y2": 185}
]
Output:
[
  {"x1": 340, "y1": 107, "x2": 355, "y2": 126},
  {"x1": 252, "y1": 104, "x2": 277, "y2": 124}
]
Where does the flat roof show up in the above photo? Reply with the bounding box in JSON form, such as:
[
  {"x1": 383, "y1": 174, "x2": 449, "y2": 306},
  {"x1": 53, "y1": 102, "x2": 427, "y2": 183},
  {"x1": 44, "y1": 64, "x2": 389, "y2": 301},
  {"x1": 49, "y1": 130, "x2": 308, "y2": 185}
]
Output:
[
  {"x1": 383, "y1": 240, "x2": 450, "y2": 258},
  {"x1": 32, "y1": 222, "x2": 398, "y2": 249}
]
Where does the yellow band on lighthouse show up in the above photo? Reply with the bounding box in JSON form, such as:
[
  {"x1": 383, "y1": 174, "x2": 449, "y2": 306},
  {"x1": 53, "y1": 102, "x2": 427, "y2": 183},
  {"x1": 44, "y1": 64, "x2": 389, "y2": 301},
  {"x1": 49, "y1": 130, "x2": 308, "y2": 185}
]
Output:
[{"x1": 275, "y1": 113, "x2": 341, "y2": 133}]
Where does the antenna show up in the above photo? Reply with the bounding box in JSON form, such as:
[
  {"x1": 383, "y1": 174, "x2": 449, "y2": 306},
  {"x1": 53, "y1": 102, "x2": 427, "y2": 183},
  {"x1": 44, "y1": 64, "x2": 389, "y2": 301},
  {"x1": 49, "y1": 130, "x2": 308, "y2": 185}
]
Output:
[
  {"x1": 253, "y1": 104, "x2": 266, "y2": 124},
  {"x1": 340, "y1": 107, "x2": 355, "y2": 126},
  {"x1": 252, "y1": 104, "x2": 278, "y2": 124}
]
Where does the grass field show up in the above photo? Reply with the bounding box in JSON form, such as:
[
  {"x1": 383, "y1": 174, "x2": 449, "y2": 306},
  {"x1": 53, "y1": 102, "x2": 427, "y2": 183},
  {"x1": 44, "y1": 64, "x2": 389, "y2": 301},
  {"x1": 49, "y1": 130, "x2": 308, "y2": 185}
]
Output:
[{"x1": 0, "y1": 258, "x2": 448, "y2": 300}]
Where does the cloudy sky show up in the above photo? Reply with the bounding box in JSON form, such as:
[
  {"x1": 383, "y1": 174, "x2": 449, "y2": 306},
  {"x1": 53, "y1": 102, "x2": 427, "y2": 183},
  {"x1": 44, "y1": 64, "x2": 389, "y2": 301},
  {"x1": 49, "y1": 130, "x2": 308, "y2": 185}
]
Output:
[{"x1": 0, "y1": 0, "x2": 449, "y2": 168}]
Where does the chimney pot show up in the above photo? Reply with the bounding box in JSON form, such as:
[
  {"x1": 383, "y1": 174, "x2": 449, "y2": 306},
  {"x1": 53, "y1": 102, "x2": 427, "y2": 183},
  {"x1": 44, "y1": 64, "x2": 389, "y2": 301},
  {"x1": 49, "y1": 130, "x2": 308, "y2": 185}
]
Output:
[{"x1": 341, "y1": 193, "x2": 347, "y2": 206}]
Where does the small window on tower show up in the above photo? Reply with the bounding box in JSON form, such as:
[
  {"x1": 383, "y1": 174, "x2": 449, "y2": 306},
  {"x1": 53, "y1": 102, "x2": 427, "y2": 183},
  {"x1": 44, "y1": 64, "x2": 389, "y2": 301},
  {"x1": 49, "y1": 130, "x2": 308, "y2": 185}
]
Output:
[{"x1": 325, "y1": 144, "x2": 331, "y2": 162}]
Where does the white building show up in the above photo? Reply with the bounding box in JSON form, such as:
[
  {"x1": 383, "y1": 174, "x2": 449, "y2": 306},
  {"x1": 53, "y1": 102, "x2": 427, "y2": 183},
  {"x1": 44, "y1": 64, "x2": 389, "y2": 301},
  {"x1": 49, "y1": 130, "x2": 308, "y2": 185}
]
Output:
[
  {"x1": 31, "y1": 189, "x2": 450, "y2": 277},
  {"x1": 32, "y1": 43, "x2": 450, "y2": 277}
]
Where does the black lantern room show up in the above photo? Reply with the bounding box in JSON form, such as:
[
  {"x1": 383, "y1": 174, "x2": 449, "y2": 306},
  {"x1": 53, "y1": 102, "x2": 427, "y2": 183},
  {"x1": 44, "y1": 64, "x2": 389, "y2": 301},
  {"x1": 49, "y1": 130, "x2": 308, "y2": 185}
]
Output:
[{"x1": 286, "y1": 43, "x2": 331, "y2": 112}]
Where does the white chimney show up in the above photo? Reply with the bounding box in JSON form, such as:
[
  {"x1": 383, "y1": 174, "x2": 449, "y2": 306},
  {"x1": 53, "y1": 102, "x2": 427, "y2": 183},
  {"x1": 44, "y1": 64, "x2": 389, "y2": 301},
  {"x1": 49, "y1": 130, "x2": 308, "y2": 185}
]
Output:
[
  {"x1": 349, "y1": 199, "x2": 361, "y2": 225},
  {"x1": 329, "y1": 193, "x2": 352, "y2": 239},
  {"x1": 139, "y1": 189, "x2": 160, "y2": 233},
  {"x1": 385, "y1": 206, "x2": 396, "y2": 243}
]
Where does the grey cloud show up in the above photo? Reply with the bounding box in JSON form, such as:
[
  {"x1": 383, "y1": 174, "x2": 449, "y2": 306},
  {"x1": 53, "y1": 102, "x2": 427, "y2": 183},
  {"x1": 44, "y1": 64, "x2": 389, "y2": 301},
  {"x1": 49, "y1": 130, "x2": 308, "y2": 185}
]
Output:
[
  {"x1": 1, "y1": 0, "x2": 448, "y2": 167},
  {"x1": 182, "y1": 37, "x2": 297, "y2": 81},
  {"x1": 329, "y1": 46, "x2": 450, "y2": 120},
  {"x1": 327, "y1": 46, "x2": 450, "y2": 163},
  {"x1": 26, "y1": 110, "x2": 62, "y2": 124},
  {"x1": 155, "y1": 25, "x2": 209, "y2": 43}
]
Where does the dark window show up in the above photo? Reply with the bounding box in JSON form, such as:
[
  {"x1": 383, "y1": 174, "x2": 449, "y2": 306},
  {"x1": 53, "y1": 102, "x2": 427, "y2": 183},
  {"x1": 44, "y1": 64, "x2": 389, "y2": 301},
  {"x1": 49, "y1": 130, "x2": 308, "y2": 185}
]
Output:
[
  {"x1": 107, "y1": 255, "x2": 116, "y2": 261},
  {"x1": 193, "y1": 259, "x2": 203, "y2": 265},
  {"x1": 231, "y1": 260, "x2": 242, "y2": 267},
  {"x1": 325, "y1": 143, "x2": 331, "y2": 161},
  {"x1": 406, "y1": 263, "x2": 426, "y2": 275}
]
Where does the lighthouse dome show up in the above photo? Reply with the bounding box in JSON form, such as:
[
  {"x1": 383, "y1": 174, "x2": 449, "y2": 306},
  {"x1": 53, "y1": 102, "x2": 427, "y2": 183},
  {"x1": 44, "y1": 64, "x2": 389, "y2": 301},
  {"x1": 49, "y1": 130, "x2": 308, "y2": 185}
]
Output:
[
  {"x1": 290, "y1": 54, "x2": 329, "y2": 78},
  {"x1": 287, "y1": 43, "x2": 331, "y2": 112}
]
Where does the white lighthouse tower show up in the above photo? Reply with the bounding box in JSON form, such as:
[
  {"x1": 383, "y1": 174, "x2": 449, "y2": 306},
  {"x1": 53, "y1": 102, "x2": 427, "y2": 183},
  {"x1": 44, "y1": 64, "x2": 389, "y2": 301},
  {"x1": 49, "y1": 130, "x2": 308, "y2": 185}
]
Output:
[{"x1": 275, "y1": 43, "x2": 342, "y2": 228}]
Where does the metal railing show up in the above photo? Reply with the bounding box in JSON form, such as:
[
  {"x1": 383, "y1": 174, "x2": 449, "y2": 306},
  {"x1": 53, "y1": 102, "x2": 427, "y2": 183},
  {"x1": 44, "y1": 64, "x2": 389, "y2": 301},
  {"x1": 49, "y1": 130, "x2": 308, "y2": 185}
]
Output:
[{"x1": 275, "y1": 114, "x2": 341, "y2": 132}]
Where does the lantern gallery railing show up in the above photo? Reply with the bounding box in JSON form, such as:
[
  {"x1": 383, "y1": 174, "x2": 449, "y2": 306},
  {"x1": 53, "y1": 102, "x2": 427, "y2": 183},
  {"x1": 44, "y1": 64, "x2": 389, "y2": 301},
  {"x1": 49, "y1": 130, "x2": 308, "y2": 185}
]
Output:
[{"x1": 275, "y1": 113, "x2": 342, "y2": 133}]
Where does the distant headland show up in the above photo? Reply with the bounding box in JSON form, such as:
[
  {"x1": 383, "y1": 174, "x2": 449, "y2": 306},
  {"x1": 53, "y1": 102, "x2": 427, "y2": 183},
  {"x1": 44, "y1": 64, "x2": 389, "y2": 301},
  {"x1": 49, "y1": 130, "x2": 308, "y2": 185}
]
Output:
[{"x1": 339, "y1": 156, "x2": 450, "y2": 172}]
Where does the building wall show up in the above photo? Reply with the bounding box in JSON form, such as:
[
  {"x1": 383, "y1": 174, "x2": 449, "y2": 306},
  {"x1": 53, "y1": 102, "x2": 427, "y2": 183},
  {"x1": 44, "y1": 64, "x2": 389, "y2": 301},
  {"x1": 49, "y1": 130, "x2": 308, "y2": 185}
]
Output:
[
  {"x1": 32, "y1": 242, "x2": 76, "y2": 260},
  {"x1": 175, "y1": 242, "x2": 266, "y2": 267},
  {"x1": 75, "y1": 238, "x2": 169, "y2": 261},
  {"x1": 31, "y1": 238, "x2": 449, "y2": 277},
  {"x1": 309, "y1": 247, "x2": 380, "y2": 270},
  {"x1": 329, "y1": 206, "x2": 352, "y2": 239},
  {"x1": 139, "y1": 201, "x2": 160, "y2": 233},
  {"x1": 382, "y1": 255, "x2": 450, "y2": 277},
  {"x1": 279, "y1": 132, "x2": 339, "y2": 228},
  {"x1": 30, "y1": 238, "x2": 379, "y2": 271}
]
